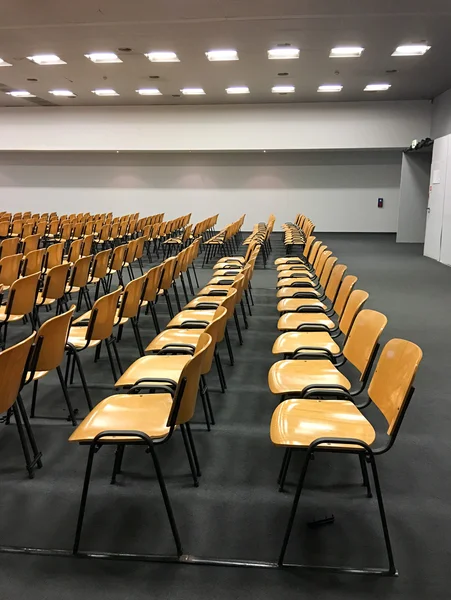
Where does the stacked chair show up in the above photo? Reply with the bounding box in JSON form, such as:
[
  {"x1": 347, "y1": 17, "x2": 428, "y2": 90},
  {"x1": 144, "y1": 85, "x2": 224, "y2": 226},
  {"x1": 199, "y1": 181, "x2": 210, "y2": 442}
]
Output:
[{"x1": 268, "y1": 214, "x2": 423, "y2": 575}]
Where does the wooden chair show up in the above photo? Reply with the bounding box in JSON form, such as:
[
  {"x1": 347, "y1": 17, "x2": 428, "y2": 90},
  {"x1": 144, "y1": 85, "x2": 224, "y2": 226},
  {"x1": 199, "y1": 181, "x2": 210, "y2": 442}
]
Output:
[
  {"x1": 271, "y1": 338, "x2": 422, "y2": 574},
  {"x1": 107, "y1": 244, "x2": 128, "y2": 290},
  {"x1": 36, "y1": 263, "x2": 71, "y2": 320},
  {"x1": 66, "y1": 287, "x2": 123, "y2": 395},
  {"x1": 22, "y1": 248, "x2": 45, "y2": 276},
  {"x1": 66, "y1": 255, "x2": 93, "y2": 312},
  {"x1": 0, "y1": 272, "x2": 40, "y2": 347},
  {"x1": 0, "y1": 237, "x2": 20, "y2": 259},
  {"x1": 69, "y1": 332, "x2": 212, "y2": 555},
  {"x1": 268, "y1": 309, "x2": 387, "y2": 401},
  {"x1": 22, "y1": 234, "x2": 41, "y2": 255},
  {"x1": 115, "y1": 274, "x2": 147, "y2": 356},
  {"x1": 27, "y1": 306, "x2": 78, "y2": 425},
  {"x1": 0, "y1": 333, "x2": 43, "y2": 478},
  {"x1": 82, "y1": 234, "x2": 94, "y2": 257},
  {"x1": 89, "y1": 248, "x2": 112, "y2": 300},
  {"x1": 0, "y1": 253, "x2": 23, "y2": 291},
  {"x1": 66, "y1": 238, "x2": 83, "y2": 264},
  {"x1": 146, "y1": 305, "x2": 229, "y2": 428}
]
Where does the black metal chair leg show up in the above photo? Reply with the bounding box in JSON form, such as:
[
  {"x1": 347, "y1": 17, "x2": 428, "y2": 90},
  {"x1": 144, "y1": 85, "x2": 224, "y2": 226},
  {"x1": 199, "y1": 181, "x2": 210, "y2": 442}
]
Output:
[
  {"x1": 241, "y1": 300, "x2": 249, "y2": 329},
  {"x1": 245, "y1": 290, "x2": 252, "y2": 316},
  {"x1": 224, "y1": 327, "x2": 234, "y2": 365},
  {"x1": 180, "y1": 274, "x2": 190, "y2": 303},
  {"x1": 148, "y1": 443, "x2": 183, "y2": 556},
  {"x1": 248, "y1": 283, "x2": 255, "y2": 306},
  {"x1": 215, "y1": 351, "x2": 227, "y2": 391},
  {"x1": 94, "y1": 341, "x2": 102, "y2": 363},
  {"x1": 185, "y1": 422, "x2": 201, "y2": 477},
  {"x1": 17, "y1": 393, "x2": 43, "y2": 470},
  {"x1": 105, "y1": 339, "x2": 118, "y2": 382},
  {"x1": 278, "y1": 448, "x2": 293, "y2": 492},
  {"x1": 234, "y1": 310, "x2": 244, "y2": 345},
  {"x1": 164, "y1": 290, "x2": 174, "y2": 318},
  {"x1": 111, "y1": 444, "x2": 125, "y2": 484},
  {"x1": 278, "y1": 449, "x2": 312, "y2": 566},
  {"x1": 202, "y1": 376, "x2": 215, "y2": 425},
  {"x1": 186, "y1": 268, "x2": 195, "y2": 296},
  {"x1": 70, "y1": 347, "x2": 93, "y2": 410},
  {"x1": 30, "y1": 379, "x2": 39, "y2": 418},
  {"x1": 368, "y1": 453, "x2": 397, "y2": 574},
  {"x1": 111, "y1": 337, "x2": 124, "y2": 374},
  {"x1": 181, "y1": 424, "x2": 200, "y2": 485},
  {"x1": 359, "y1": 453, "x2": 372, "y2": 498},
  {"x1": 56, "y1": 366, "x2": 78, "y2": 426},
  {"x1": 150, "y1": 302, "x2": 161, "y2": 334},
  {"x1": 73, "y1": 443, "x2": 96, "y2": 554},
  {"x1": 131, "y1": 318, "x2": 145, "y2": 357},
  {"x1": 199, "y1": 387, "x2": 211, "y2": 431},
  {"x1": 172, "y1": 282, "x2": 182, "y2": 312},
  {"x1": 214, "y1": 351, "x2": 226, "y2": 392},
  {"x1": 12, "y1": 402, "x2": 36, "y2": 479},
  {"x1": 191, "y1": 262, "x2": 199, "y2": 287}
]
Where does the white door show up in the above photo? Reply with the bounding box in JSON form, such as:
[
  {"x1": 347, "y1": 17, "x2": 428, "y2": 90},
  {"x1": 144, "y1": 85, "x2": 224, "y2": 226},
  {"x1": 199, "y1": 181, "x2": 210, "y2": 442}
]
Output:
[{"x1": 424, "y1": 136, "x2": 448, "y2": 261}]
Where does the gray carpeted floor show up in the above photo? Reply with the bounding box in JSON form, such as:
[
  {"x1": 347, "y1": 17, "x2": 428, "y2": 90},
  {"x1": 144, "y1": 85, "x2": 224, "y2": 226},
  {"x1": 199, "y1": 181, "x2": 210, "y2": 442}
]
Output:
[{"x1": 0, "y1": 232, "x2": 449, "y2": 599}]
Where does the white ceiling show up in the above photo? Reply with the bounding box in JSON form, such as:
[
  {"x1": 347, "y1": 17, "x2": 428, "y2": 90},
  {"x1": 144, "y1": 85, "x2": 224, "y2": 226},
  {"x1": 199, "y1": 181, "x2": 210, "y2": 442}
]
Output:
[{"x1": 0, "y1": 0, "x2": 450, "y2": 107}]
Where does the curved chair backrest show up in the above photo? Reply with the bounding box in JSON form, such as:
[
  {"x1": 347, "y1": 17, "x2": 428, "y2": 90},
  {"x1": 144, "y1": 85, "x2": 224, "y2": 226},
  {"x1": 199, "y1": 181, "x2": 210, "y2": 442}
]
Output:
[
  {"x1": 6, "y1": 272, "x2": 40, "y2": 316},
  {"x1": 218, "y1": 287, "x2": 238, "y2": 324},
  {"x1": 46, "y1": 242, "x2": 64, "y2": 269},
  {"x1": 343, "y1": 309, "x2": 388, "y2": 380},
  {"x1": 160, "y1": 256, "x2": 177, "y2": 290},
  {"x1": 314, "y1": 249, "x2": 332, "y2": 278},
  {"x1": 41, "y1": 263, "x2": 71, "y2": 301},
  {"x1": 368, "y1": 339, "x2": 423, "y2": 436},
  {"x1": 134, "y1": 236, "x2": 146, "y2": 261},
  {"x1": 23, "y1": 248, "x2": 45, "y2": 276},
  {"x1": 22, "y1": 223, "x2": 34, "y2": 239},
  {"x1": 0, "y1": 253, "x2": 23, "y2": 286},
  {"x1": 33, "y1": 306, "x2": 75, "y2": 371},
  {"x1": 307, "y1": 240, "x2": 322, "y2": 266},
  {"x1": 110, "y1": 244, "x2": 127, "y2": 271},
  {"x1": 0, "y1": 333, "x2": 35, "y2": 413},
  {"x1": 338, "y1": 289, "x2": 369, "y2": 336},
  {"x1": 0, "y1": 221, "x2": 10, "y2": 238},
  {"x1": 68, "y1": 238, "x2": 83, "y2": 263},
  {"x1": 119, "y1": 274, "x2": 146, "y2": 319},
  {"x1": 91, "y1": 248, "x2": 112, "y2": 280},
  {"x1": 87, "y1": 287, "x2": 122, "y2": 342},
  {"x1": 35, "y1": 221, "x2": 47, "y2": 237},
  {"x1": 170, "y1": 333, "x2": 212, "y2": 426},
  {"x1": 325, "y1": 264, "x2": 347, "y2": 303},
  {"x1": 84, "y1": 221, "x2": 95, "y2": 236},
  {"x1": 11, "y1": 219, "x2": 23, "y2": 236},
  {"x1": 332, "y1": 274, "x2": 357, "y2": 317},
  {"x1": 69, "y1": 255, "x2": 92, "y2": 288},
  {"x1": 201, "y1": 306, "x2": 227, "y2": 373},
  {"x1": 231, "y1": 273, "x2": 245, "y2": 303},
  {"x1": 22, "y1": 234, "x2": 41, "y2": 255},
  {"x1": 142, "y1": 264, "x2": 164, "y2": 303},
  {"x1": 319, "y1": 256, "x2": 337, "y2": 288},
  {"x1": 0, "y1": 237, "x2": 19, "y2": 259},
  {"x1": 48, "y1": 220, "x2": 59, "y2": 237},
  {"x1": 82, "y1": 234, "x2": 94, "y2": 257},
  {"x1": 312, "y1": 245, "x2": 327, "y2": 271}
]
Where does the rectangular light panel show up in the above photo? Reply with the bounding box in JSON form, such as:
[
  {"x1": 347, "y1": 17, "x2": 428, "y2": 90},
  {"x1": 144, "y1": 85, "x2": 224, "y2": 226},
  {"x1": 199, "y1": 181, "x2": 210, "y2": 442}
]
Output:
[
  {"x1": 272, "y1": 85, "x2": 295, "y2": 93},
  {"x1": 6, "y1": 91, "x2": 36, "y2": 97},
  {"x1": 392, "y1": 44, "x2": 431, "y2": 56},
  {"x1": 180, "y1": 88, "x2": 205, "y2": 95},
  {"x1": 364, "y1": 83, "x2": 391, "y2": 91},
  {"x1": 85, "y1": 53, "x2": 122, "y2": 63},
  {"x1": 317, "y1": 84, "x2": 343, "y2": 92},
  {"x1": 136, "y1": 88, "x2": 162, "y2": 95},
  {"x1": 206, "y1": 50, "x2": 239, "y2": 61},
  {"x1": 27, "y1": 54, "x2": 66, "y2": 65},
  {"x1": 268, "y1": 48, "x2": 300, "y2": 60},
  {"x1": 91, "y1": 89, "x2": 119, "y2": 96},
  {"x1": 49, "y1": 89, "x2": 76, "y2": 97},
  {"x1": 226, "y1": 86, "x2": 249, "y2": 94},
  {"x1": 145, "y1": 52, "x2": 179, "y2": 62},
  {"x1": 330, "y1": 46, "x2": 364, "y2": 58}
]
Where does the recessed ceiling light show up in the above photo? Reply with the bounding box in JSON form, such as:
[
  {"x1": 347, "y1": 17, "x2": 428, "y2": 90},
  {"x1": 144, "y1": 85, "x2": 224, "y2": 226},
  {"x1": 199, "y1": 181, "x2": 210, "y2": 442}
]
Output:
[
  {"x1": 91, "y1": 89, "x2": 119, "y2": 96},
  {"x1": 330, "y1": 46, "x2": 364, "y2": 58},
  {"x1": 136, "y1": 88, "x2": 162, "y2": 95},
  {"x1": 206, "y1": 50, "x2": 239, "y2": 61},
  {"x1": 6, "y1": 90, "x2": 36, "y2": 98},
  {"x1": 392, "y1": 44, "x2": 431, "y2": 56},
  {"x1": 318, "y1": 84, "x2": 343, "y2": 93},
  {"x1": 85, "y1": 52, "x2": 123, "y2": 64},
  {"x1": 145, "y1": 51, "x2": 179, "y2": 63},
  {"x1": 272, "y1": 85, "x2": 295, "y2": 93},
  {"x1": 226, "y1": 86, "x2": 249, "y2": 94},
  {"x1": 268, "y1": 47, "x2": 300, "y2": 60},
  {"x1": 0, "y1": 58, "x2": 12, "y2": 67},
  {"x1": 364, "y1": 83, "x2": 391, "y2": 92},
  {"x1": 49, "y1": 89, "x2": 76, "y2": 97},
  {"x1": 180, "y1": 87, "x2": 205, "y2": 95},
  {"x1": 27, "y1": 54, "x2": 66, "y2": 65}
]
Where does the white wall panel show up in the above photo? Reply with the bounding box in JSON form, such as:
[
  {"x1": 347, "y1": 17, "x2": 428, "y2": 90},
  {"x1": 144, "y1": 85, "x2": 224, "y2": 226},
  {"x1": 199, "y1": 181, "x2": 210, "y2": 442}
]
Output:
[
  {"x1": 0, "y1": 101, "x2": 430, "y2": 152},
  {"x1": 0, "y1": 151, "x2": 401, "y2": 232}
]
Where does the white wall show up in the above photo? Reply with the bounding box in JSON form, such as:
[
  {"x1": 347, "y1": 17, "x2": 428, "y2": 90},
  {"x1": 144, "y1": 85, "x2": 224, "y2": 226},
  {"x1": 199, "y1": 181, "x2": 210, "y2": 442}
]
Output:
[
  {"x1": 0, "y1": 151, "x2": 402, "y2": 232},
  {"x1": 396, "y1": 153, "x2": 431, "y2": 243},
  {"x1": 431, "y1": 88, "x2": 451, "y2": 140},
  {"x1": 0, "y1": 101, "x2": 431, "y2": 152}
]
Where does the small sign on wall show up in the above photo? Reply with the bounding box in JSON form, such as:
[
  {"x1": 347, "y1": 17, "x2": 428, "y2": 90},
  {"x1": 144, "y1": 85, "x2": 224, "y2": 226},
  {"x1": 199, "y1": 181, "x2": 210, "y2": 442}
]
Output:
[
  {"x1": 433, "y1": 170, "x2": 441, "y2": 184},
  {"x1": 378, "y1": 198, "x2": 384, "y2": 208}
]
